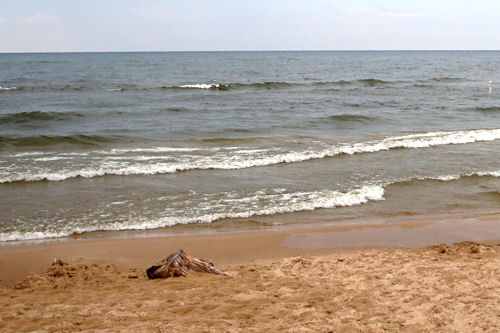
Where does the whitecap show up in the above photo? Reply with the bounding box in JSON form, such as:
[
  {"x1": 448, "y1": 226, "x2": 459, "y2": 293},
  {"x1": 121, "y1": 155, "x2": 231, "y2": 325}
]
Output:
[{"x1": 0, "y1": 86, "x2": 18, "y2": 91}]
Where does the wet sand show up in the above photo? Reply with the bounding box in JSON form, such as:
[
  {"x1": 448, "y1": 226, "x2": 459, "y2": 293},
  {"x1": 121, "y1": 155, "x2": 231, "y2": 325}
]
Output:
[
  {"x1": 1, "y1": 211, "x2": 499, "y2": 288},
  {"x1": 0, "y1": 212, "x2": 499, "y2": 331}
]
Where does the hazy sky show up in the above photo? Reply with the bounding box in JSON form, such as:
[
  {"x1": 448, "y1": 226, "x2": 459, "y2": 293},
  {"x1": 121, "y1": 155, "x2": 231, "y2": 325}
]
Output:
[{"x1": 1, "y1": 0, "x2": 499, "y2": 52}]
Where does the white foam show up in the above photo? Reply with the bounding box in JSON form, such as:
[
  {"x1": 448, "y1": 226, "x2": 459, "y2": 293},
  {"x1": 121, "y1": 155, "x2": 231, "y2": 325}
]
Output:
[
  {"x1": 33, "y1": 156, "x2": 70, "y2": 162},
  {"x1": 469, "y1": 170, "x2": 500, "y2": 178},
  {"x1": 429, "y1": 170, "x2": 500, "y2": 181},
  {"x1": 0, "y1": 185, "x2": 385, "y2": 241},
  {"x1": 2, "y1": 168, "x2": 499, "y2": 241},
  {"x1": 179, "y1": 83, "x2": 222, "y2": 89},
  {"x1": 2, "y1": 169, "x2": 498, "y2": 241},
  {"x1": 0, "y1": 86, "x2": 18, "y2": 91},
  {"x1": 108, "y1": 200, "x2": 129, "y2": 206},
  {"x1": 0, "y1": 230, "x2": 70, "y2": 242},
  {"x1": 429, "y1": 174, "x2": 461, "y2": 181},
  {"x1": 2, "y1": 129, "x2": 500, "y2": 183},
  {"x1": 138, "y1": 185, "x2": 384, "y2": 229},
  {"x1": 394, "y1": 170, "x2": 500, "y2": 185}
]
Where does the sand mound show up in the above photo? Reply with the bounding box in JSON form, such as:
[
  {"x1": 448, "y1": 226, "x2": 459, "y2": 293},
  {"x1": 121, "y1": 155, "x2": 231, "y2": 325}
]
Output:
[
  {"x1": 1, "y1": 242, "x2": 499, "y2": 332},
  {"x1": 13, "y1": 259, "x2": 144, "y2": 290}
]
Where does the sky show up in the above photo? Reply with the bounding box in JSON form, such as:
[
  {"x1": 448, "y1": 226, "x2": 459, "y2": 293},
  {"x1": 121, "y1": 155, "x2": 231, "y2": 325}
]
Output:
[{"x1": 0, "y1": 0, "x2": 499, "y2": 52}]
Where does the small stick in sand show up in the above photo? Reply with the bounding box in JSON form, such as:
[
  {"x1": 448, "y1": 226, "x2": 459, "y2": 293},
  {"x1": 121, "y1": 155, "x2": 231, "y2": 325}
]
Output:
[{"x1": 146, "y1": 249, "x2": 228, "y2": 279}]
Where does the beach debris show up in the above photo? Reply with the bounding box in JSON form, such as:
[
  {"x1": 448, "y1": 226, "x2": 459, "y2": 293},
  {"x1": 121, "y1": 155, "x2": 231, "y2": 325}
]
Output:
[{"x1": 146, "y1": 249, "x2": 228, "y2": 279}]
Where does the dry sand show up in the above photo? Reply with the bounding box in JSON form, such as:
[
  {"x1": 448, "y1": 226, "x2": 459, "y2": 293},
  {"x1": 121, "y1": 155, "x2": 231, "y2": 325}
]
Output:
[
  {"x1": 1, "y1": 242, "x2": 499, "y2": 332},
  {"x1": 0, "y1": 213, "x2": 499, "y2": 332}
]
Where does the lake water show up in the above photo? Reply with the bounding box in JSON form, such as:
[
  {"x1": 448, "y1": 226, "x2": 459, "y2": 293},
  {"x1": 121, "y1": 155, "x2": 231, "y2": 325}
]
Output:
[{"x1": 0, "y1": 51, "x2": 499, "y2": 241}]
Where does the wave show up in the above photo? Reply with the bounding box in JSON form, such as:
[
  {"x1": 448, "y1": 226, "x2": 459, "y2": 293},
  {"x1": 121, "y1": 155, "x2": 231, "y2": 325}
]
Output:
[
  {"x1": 2, "y1": 76, "x2": 467, "y2": 95},
  {"x1": 0, "y1": 185, "x2": 385, "y2": 241},
  {"x1": 470, "y1": 106, "x2": 500, "y2": 112},
  {"x1": 2, "y1": 169, "x2": 499, "y2": 241},
  {"x1": 426, "y1": 76, "x2": 463, "y2": 83},
  {"x1": 189, "y1": 136, "x2": 274, "y2": 144},
  {"x1": 2, "y1": 128, "x2": 500, "y2": 183},
  {"x1": 0, "y1": 86, "x2": 20, "y2": 92},
  {"x1": 25, "y1": 85, "x2": 95, "y2": 92},
  {"x1": 475, "y1": 191, "x2": 500, "y2": 200},
  {"x1": 408, "y1": 83, "x2": 434, "y2": 88},
  {"x1": 316, "y1": 114, "x2": 378, "y2": 123},
  {"x1": 232, "y1": 81, "x2": 294, "y2": 89},
  {"x1": 313, "y1": 79, "x2": 397, "y2": 87},
  {"x1": 0, "y1": 111, "x2": 83, "y2": 124},
  {"x1": 125, "y1": 79, "x2": 396, "y2": 92},
  {"x1": 6, "y1": 78, "x2": 408, "y2": 94},
  {"x1": 312, "y1": 80, "x2": 352, "y2": 86},
  {"x1": 342, "y1": 103, "x2": 363, "y2": 108},
  {"x1": 357, "y1": 78, "x2": 390, "y2": 86},
  {"x1": 56, "y1": 85, "x2": 94, "y2": 91},
  {"x1": 107, "y1": 185, "x2": 385, "y2": 229},
  {"x1": 1, "y1": 85, "x2": 105, "y2": 93},
  {"x1": 155, "y1": 107, "x2": 191, "y2": 113},
  {"x1": 173, "y1": 81, "x2": 293, "y2": 90},
  {"x1": 100, "y1": 147, "x2": 207, "y2": 154},
  {"x1": 178, "y1": 83, "x2": 230, "y2": 90},
  {"x1": 391, "y1": 170, "x2": 500, "y2": 186},
  {"x1": 0, "y1": 134, "x2": 116, "y2": 148}
]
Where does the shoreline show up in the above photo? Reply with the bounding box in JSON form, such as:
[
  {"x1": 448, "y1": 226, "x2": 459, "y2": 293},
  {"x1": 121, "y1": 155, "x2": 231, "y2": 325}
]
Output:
[
  {"x1": 2, "y1": 206, "x2": 498, "y2": 246},
  {"x1": 1, "y1": 210, "x2": 499, "y2": 331},
  {"x1": 1, "y1": 210, "x2": 499, "y2": 288}
]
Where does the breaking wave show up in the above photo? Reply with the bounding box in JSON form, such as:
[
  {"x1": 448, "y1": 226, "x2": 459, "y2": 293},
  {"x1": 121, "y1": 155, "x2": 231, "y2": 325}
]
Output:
[
  {"x1": 178, "y1": 83, "x2": 230, "y2": 90},
  {"x1": 392, "y1": 170, "x2": 500, "y2": 186},
  {"x1": 2, "y1": 169, "x2": 499, "y2": 241},
  {"x1": 0, "y1": 86, "x2": 19, "y2": 91},
  {"x1": 0, "y1": 185, "x2": 385, "y2": 241},
  {"x1": 1, "y1": 128, "x2": 500, "y2": 183}
]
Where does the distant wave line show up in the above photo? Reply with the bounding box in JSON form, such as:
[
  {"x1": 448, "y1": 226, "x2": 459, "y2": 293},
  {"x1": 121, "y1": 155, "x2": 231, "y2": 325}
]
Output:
[{"x1": 0, "y1": 76, "x2": 467, "y2": 94}]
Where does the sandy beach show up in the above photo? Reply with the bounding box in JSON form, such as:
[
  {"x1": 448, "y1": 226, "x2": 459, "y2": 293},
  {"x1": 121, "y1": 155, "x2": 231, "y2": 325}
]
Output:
[
  {"x1": 2, "y1": 3, "x2": 499, "y2": 332},
  {"x1": 1, "y1": 212, "x2": 499, "y2": 332}
]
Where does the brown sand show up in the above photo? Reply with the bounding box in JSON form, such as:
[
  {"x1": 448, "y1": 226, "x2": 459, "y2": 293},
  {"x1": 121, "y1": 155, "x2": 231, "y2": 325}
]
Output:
[
  {"x1": 0, "y1": 213, "x2": 499, "y2": 332},
  {"x1": 0, "y1": 241, "x2": 499, "y2": 332}
]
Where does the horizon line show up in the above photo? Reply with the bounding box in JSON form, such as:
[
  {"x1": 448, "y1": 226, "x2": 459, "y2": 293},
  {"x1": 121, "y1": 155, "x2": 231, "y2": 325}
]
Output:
[{"x1": 1, "y1": 49, "x2": 499, "y2": 54}]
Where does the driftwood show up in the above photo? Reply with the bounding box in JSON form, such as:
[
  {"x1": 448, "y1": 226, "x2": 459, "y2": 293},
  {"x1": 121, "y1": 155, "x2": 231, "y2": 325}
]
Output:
[{"x1": 146, "y1": 249, "x2": 228, "y2": 279}]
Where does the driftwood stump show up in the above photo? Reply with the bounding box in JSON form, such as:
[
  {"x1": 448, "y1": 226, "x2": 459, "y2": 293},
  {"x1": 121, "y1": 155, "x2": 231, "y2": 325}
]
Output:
[{"x1": 146, "y1": 249, "x2": 227, "y2": 279}]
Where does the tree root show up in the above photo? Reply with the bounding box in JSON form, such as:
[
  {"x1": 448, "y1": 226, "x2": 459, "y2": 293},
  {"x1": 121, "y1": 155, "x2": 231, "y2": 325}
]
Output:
[{"x1": 146, "y1": 249, "x2": 228, "y2": 279}]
